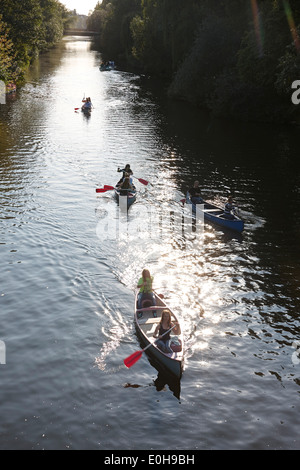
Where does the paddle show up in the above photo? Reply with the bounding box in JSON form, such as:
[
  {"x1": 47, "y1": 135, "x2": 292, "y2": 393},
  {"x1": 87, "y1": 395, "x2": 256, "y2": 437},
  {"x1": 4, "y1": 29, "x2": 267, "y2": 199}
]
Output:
[
  {"x1": 96, "y1": 185, "x2": 115, "y2": 193},
  {"x1": 132, "y1": 175, "x2": 149, "y2": 186},
  {"x1": 96, "y1": 186, "x2": 136, "y2": 193},
  {"x1": 117, "y1": 168, "x2": 149, "y2": 186},
  {"x1": 124, "y1": 325, "x2": 176, "y2": 369}
]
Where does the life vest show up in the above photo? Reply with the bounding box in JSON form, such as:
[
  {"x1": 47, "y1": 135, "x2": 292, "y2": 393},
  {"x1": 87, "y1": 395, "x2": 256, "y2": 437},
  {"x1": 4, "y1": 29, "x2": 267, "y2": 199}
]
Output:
[
  {"x1": 224, "y1": 202, "x2": 234, "y2": 214},
  {"x1": 138, "y1": 276, "x2": 153, "y2": 293}
]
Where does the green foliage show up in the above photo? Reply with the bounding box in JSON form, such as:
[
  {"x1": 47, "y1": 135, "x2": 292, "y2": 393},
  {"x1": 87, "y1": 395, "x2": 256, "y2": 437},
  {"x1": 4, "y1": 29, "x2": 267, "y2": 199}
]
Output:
[
  {"x1": 0, "y1": 0, "x2": 72, "y2": 83},
  {"x1": 40, "y1": 0, "x2": 69, "y2": 49},
  {"x1": 88, "y1": 0, "x2": 141, "y2": 63},
  {"x1": 86, "y1": 0, "x2": 300, "y2": 121},
  {"x1": 130, "y1": 0, "x2": 202, "y2": 75},
  {"x1": 0, "y1": 14, "x2": 17, "y2": 82}
]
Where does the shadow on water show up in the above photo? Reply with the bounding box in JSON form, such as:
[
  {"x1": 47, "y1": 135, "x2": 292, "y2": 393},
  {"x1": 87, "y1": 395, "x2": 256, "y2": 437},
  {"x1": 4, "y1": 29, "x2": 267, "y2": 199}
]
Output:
[
  {"x1": 123, "y1": 360, "x2": 181, "y2": 400},
  {"x1": 153, "y1": 367, "x2": 181, "y2": 400},
  {"x1": 144, "y1": 354, "x2": 181, "y2": 400}
]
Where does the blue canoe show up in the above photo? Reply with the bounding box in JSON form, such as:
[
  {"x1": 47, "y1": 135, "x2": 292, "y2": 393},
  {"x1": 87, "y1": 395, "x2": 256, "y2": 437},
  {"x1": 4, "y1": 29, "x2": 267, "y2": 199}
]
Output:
[
  {"x1": 186, "y1": 192, "x2": 244, "y2": 233},
  {"x1": 100, "y1": 61, "x2": 115, "y2": 72}
]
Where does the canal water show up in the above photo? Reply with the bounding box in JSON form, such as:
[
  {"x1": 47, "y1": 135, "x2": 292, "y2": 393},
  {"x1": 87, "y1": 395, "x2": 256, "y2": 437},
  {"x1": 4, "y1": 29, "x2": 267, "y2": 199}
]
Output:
[{"x1": 0, "y1": 37, "x2": 299, "y2": 450}]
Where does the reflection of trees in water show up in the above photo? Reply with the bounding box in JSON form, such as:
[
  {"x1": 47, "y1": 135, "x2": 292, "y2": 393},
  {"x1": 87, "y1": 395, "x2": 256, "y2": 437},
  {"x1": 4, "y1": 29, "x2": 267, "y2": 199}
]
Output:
[
  {"x1": 24, "y1": 39, "x2": 68, "y2": 84},
  {"x1": 0, "y1": 120, "x2": 13, "y2": 153}
]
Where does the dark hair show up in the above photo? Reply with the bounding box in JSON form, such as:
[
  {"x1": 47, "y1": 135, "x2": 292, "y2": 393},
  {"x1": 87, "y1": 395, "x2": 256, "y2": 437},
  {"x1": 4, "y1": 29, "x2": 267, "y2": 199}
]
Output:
[{"x1": 121, "y1": 175, "x2": 131, "y2": 189}]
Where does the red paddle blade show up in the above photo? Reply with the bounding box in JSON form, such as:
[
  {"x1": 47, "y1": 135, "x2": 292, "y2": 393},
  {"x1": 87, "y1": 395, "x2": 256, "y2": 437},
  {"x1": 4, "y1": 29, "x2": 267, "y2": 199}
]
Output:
[
  {"x1": 124, "y1": 350, "x2": 143, "y2": 368},
  {"x1": 137, "y1": 178, "x2": 148, "y2": 186},
  {"x1": 96, "y1": 185, "x2": 114, "y2": 193}
]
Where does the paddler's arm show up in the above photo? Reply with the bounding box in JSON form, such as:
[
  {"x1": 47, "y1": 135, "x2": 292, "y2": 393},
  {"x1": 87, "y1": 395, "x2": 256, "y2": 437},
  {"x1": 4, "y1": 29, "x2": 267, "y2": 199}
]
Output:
[{"x1": 172, "y1": 321, "x2": 181, "y2": 335}]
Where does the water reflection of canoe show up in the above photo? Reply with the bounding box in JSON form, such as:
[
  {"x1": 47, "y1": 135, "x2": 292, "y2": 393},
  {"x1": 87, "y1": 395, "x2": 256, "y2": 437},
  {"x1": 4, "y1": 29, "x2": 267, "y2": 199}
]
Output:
[
  {"x1": 153, "y1": 367, "x2": 181, "y2": 399},
  {"x1": 134, "y1": 291, "x2": 184, "y2": 379},
  {"x1": 186, "y1": 192, "x2": 244, "y2": 233},
  {"x1": 114, "y1": 186, "x2": 136, "y2": 209}
]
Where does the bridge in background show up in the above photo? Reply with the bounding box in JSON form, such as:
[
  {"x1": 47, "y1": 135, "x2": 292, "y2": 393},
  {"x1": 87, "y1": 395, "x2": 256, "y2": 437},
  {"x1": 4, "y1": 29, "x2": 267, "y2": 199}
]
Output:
[{"x1": 64, "y1": 29, "x2": 100, "y2": 36}]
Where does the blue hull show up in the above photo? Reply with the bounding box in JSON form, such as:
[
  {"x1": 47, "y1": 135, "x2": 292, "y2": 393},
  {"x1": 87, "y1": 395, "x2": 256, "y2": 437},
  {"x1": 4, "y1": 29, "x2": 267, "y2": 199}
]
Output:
[
  {"x1": 114, "y1": 189, "x2": 136, "y2": 209},
  {"x1": 186, "y1": 193, "x2": 244, "y2": 233}
]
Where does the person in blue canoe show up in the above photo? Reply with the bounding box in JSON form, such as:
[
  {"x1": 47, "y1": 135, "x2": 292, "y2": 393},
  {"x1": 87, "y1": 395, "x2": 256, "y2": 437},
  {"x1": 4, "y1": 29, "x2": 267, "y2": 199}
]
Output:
[
  {"x1": 117, "y1": 164, "x2": 133, "y2": 186},
  {"x1": 118, "y1": 173, "x2": 135, "y2": 195},
  {"x1": 223, "y1": 195, "x2": 237, "y2": 219},
  {"x1": 82, "y1": 97, "x2": 92, "y2": 110},
  {"x1": 153, "y1": 310, "x2": 180, "y2": 354},
  {"x1": 189, "y1": 180, "x2": 203, "y2": 204}
]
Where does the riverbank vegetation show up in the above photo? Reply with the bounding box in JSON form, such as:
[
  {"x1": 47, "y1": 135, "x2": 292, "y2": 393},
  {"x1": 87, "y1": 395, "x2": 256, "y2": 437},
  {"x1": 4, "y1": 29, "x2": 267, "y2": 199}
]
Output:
[
  {"x1": 88, "y1": 0, "x2": 300, "y2": 122},
  {"x1": 0, "y1": 0, "x2": 73, "y2": 85}
]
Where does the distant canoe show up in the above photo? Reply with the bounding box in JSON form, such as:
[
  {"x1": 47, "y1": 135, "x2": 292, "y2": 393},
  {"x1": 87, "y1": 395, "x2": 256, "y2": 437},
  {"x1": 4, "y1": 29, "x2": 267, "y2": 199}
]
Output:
[
  {"x1": 99, "y1": 61, "x2": 115, "y2": 72},
  {"x1": 186, "y1": 192, "x2": 244, "y2": 233}
]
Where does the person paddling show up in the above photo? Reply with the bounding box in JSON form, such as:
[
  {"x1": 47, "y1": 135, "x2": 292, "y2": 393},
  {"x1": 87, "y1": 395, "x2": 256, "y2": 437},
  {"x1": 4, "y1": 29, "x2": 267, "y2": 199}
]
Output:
[
  {"x1": 82, "y1": 97, "x2": 92, "y2": 110},
  {"x1": 118, "y1": 174, "x2": 135, "y2": 195},
  {"x1": 153, "y1": 310, "x2": 180, "y2": 354},
  {"x1": 223, "y1": 195, "x2": 237, "y2": 219},
  {"x1": 117, "y1": 164, "x2": 133, "y2": 186},
  {"x1": 188, "y1": 181, "x2": 203, "y2": 204},
  {"x1": 137, "y1": 269, "x2": 156, "y2": 314}
]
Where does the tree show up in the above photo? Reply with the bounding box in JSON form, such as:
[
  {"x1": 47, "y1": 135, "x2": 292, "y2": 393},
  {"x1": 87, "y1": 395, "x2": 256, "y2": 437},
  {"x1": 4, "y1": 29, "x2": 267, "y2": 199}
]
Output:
[
  {"x1": 0, "y1": 0, "x2": 44, "y2": 67},
  {"x1": 88, "y1": 0, "x2": 300, "y2": 122},
  {"x1": 0, "y1": 14, "x2": 16, "y2": 83},
  {"x1": 40, "y1": 0, "x2": 70, "y2": 49},
  {"x1": 88, "y1": 0, "x2": 141, "y2": 62},
  {"x1": 0, "y1": 0, "x2": 72, "y2": 82}
]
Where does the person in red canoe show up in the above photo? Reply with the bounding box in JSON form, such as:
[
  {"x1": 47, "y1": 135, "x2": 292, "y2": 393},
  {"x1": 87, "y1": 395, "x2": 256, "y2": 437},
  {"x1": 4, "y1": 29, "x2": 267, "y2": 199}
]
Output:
[
  {"x1": 82, "y1": 97, "x2": 92, "y2": 110},
  {"x1": 117, "y1": 164, "x2": 133, "y2": 186},
  {"x1": 137, "y1": 269, "x2": 156, "y2": 314},
  {"x1": 153, "y1": 310, "x2": 181, "y2": 354},
  {"x1": 118, "y1": 174, "x2": 135, "y2": 195}
]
